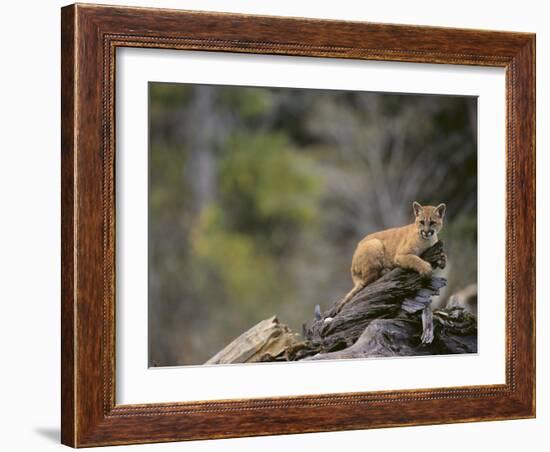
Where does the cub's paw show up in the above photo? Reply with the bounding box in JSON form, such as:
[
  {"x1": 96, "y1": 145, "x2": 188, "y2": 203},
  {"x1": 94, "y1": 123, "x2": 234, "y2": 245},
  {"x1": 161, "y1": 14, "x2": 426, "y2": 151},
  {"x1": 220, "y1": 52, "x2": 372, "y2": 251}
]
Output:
[
  {"x1": 418, "y1": 262, "x2": 433, "y2": 278},
  {"x1": 437, "y1": 253, "x2": 447, "y2": 269}
]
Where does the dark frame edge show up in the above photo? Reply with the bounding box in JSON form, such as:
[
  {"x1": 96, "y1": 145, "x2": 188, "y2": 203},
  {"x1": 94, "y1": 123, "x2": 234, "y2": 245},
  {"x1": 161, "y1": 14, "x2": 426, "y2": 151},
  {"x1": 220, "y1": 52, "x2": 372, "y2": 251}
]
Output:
[
  {"x1": 61, "y1": 3, "x2": 77, "y2": 448},
  {"x1": 511, "y1": 34, "x2": 536, "y2": 419}
]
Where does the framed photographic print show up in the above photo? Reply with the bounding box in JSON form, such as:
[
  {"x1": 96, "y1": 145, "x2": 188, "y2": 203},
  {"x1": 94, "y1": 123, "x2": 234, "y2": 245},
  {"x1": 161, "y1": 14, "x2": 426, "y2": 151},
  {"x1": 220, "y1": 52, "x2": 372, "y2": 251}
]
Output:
[{"x1": 61, "y1": 3, "x2": 536, "y2": 447}]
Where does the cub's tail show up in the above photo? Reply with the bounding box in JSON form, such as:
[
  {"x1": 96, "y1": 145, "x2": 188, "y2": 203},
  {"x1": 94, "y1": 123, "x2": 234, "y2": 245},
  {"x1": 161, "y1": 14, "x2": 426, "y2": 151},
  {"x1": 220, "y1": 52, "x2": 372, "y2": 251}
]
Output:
[{"x1": 334, "y1": 282, "x2": 366, "y2": 313}]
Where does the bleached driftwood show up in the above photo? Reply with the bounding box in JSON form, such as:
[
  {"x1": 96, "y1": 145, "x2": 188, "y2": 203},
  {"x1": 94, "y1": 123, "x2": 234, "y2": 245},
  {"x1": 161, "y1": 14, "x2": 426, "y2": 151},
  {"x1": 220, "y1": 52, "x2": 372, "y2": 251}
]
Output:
[{"x1": 205, "y1": 316, "x2": 304, "y2": 364}]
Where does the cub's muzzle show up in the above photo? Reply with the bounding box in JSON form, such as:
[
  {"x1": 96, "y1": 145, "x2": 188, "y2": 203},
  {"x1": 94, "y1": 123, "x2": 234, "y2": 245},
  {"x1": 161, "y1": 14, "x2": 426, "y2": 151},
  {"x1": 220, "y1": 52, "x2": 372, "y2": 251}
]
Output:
[{"x1": 420, "y1": 230, "x2": 435, "y2": 239}]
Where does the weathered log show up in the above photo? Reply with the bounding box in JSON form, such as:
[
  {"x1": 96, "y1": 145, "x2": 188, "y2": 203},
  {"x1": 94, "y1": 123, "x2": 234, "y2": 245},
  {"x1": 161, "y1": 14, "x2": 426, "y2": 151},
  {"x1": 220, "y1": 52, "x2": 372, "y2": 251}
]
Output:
[
  {"x1": 204, "y1": 316, "x2": 304, "y2": 364},
  {"x1": 446, "y1": 283, "x2": 477, "y2": 314},
  {"x1": 306, "y1": 307, "x2": 477, "y2": 360},
  {"x1": 205, "y1": 241, "x2": 477, "y2": 364},
  {"x1": 294, "y1": 241, "x2": 448, "y2": 360}
]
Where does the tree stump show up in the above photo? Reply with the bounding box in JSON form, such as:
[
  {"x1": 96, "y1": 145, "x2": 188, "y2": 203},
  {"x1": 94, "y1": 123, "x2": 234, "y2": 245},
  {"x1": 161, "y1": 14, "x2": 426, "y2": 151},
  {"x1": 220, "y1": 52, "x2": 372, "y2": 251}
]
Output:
[{"x1": 205, "y1": 241, "x2": 477, "y2": 364}]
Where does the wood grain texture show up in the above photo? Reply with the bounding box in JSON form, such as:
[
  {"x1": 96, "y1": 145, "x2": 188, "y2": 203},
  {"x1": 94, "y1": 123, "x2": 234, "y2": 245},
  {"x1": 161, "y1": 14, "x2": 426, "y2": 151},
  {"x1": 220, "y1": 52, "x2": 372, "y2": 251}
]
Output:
[
  {"x1": 60, "y1": 3, "x2": 536, "y2": 447},
  {"x1": 60, "y1": 5, "x2": 76, "y2": 446}
]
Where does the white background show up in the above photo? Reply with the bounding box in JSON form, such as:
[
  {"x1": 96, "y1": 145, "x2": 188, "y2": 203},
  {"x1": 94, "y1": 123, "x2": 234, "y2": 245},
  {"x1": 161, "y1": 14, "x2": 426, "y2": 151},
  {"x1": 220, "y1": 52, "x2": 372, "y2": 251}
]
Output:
[
  {"x1": 0, "y1": 1, "x2": 546, "y2": 451},
  {"x1": 117, "y1": 49, "x2": 506, "y2": 404}
]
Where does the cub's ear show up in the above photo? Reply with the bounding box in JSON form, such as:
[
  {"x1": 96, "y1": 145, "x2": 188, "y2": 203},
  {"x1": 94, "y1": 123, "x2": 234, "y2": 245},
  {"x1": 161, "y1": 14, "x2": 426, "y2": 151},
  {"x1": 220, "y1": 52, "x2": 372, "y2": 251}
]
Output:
[
  {"x1": 435, "y1": 203, "x2": 446, "y2": 218},
  {"x1": 413, "y1": 201, "x2": 423, "y2": 217}
]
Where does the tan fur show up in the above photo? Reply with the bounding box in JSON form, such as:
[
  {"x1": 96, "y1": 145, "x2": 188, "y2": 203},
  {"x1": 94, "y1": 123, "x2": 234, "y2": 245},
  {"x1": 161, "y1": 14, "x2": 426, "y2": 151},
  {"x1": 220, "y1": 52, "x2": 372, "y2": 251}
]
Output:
[{"x1": 335, "y1": 202, "x2": 446, "y2": 311}]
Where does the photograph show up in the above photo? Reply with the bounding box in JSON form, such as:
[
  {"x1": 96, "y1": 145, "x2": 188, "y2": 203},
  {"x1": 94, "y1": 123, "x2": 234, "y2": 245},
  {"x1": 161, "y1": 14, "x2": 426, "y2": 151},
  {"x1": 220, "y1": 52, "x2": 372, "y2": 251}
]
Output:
[{"x1": 148, "y1": 82, "x2": 479, "y2": 367}]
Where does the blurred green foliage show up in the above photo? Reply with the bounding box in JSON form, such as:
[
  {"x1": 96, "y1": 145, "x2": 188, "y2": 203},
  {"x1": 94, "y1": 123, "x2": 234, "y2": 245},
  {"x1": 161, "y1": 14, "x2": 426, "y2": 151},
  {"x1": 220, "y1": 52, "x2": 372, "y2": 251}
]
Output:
[
  {"x1": 148, "y1": 82, "x2": 478, "y2": 366},
  {"x1": 189, "y1": 132, "x2": 323, "y2": 331},
  {"x1": 218, "y1": 133, "x2": 321, "y2": 245}
]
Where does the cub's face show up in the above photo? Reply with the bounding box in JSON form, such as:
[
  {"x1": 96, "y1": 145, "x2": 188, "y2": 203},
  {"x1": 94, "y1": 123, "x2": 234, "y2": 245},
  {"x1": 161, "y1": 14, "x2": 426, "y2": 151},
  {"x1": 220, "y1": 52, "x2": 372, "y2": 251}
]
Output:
[{"x1": 413, "y1": 201, "x2": 446, "y2": 240}]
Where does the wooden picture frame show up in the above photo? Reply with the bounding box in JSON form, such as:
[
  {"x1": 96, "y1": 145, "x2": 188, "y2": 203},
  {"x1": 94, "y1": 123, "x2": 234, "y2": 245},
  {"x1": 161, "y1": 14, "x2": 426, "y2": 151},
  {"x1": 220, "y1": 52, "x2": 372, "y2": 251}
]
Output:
[{"x1": 61, "y1": 3, "x2": 535, "y2": 447}]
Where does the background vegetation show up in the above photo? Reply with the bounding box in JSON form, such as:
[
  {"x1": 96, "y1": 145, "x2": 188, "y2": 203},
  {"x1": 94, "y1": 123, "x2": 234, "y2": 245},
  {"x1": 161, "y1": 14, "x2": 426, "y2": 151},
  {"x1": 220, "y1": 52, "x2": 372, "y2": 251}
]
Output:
[{"x1": 149, "y1": 82, "x2": 477, "y2": 366}]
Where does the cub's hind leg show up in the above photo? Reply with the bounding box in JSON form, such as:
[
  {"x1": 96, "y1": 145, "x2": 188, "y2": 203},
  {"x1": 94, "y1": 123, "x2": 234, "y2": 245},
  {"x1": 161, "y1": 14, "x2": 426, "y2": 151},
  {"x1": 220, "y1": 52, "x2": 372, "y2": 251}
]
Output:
[
  {"x1": 335, "y1": 239, "x2": 384, "y2": 312},
  {"x1": 351, "y1": 238, "x2": 385, "y2": 285}
]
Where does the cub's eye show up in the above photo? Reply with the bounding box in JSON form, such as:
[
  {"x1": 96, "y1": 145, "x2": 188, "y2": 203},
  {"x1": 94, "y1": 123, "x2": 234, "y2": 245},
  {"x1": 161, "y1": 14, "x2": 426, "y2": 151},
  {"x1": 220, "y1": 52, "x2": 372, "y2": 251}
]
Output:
[
  {"x1": 419, "y1": 220, "x2": 425, "y2": 225},
  {"x1": 429, "y1": 221, "x2": 436, "y2": 226}
]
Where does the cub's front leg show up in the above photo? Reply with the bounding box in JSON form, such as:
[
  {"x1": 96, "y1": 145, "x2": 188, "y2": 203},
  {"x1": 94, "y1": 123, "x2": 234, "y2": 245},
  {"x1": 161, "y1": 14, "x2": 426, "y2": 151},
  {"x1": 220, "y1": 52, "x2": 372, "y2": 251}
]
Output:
[{"x1": 394, "y1": 254, "x2": 432, "y2": 277}]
